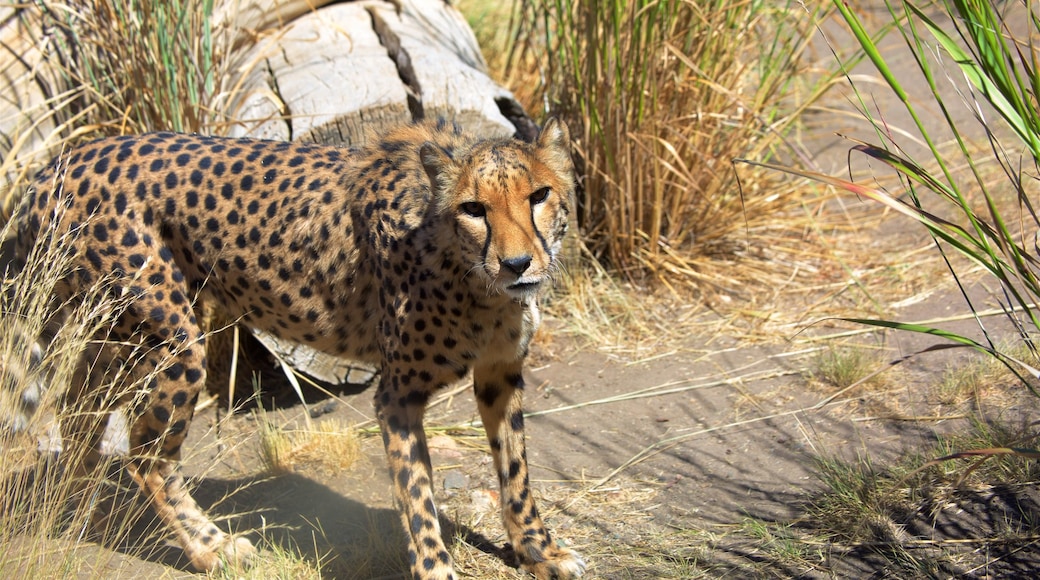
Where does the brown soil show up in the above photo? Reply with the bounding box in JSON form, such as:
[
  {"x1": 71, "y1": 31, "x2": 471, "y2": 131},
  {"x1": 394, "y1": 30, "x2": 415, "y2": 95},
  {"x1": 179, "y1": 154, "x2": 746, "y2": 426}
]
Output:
[{"x1": 85, "y1": 277, "x2": 1040, "y2": 579}]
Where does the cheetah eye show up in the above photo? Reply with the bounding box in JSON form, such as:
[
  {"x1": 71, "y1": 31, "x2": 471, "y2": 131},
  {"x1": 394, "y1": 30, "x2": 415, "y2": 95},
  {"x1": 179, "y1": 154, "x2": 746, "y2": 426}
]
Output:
[
  {"x1": 530, "y1": 187, "x2": 551, "y2": 205},
  {"x1": 459, "y1": 201, "x2": 486, "y2": 217}
]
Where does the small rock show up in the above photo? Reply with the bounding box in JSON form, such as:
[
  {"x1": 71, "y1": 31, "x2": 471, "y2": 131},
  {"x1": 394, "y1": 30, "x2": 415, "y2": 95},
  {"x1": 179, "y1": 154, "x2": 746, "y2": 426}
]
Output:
[
  {"x1": 428, "y1": 434, "x2": 463, "y2": 460},
  {"x1": 308, "y1": 399, "x2": 338, "y2": 418},
  {"x1": 442, "y1": 470, "x2": 469, "y2": 490},
  {"x1": 470, "y1": 489, "x2": 499, "y2": 513}
]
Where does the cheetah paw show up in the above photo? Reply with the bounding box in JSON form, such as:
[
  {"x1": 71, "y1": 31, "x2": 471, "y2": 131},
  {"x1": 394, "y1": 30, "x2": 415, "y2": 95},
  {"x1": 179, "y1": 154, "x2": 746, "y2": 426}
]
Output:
[
  {"x1": 221, "y1": 535, "x2": 258, "y2": 568},
  {"x1": 525, "y1": 547, "x2": 585, "y2": 579},
  {"x1": 187, "y1": 535, "x2": 257, "y2": 572}
]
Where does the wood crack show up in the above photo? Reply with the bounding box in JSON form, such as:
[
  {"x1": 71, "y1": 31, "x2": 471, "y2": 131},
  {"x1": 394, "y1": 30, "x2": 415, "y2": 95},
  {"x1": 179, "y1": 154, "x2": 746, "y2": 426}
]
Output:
[{"x1": 367, "y1": 3, "x2": 424, "y2": 122}]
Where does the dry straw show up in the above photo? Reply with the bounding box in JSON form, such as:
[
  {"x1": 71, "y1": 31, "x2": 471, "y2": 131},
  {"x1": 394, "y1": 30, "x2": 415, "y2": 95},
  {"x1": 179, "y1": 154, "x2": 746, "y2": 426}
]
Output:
[{"x1": 541, "y1": 0, "x2": 836, "y2": 296}]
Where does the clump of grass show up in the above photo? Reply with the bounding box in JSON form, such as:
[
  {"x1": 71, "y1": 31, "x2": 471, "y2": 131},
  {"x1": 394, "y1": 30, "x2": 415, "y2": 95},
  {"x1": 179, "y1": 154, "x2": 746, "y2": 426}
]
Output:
[
  {"x1": 537, "y1": 0, "x2": 834, "y2": 294},
  {"x1": 794, "y1": 415, "x2": 1040, "y2": 574},
  {"x1": 257, "y1": 412, "x2": 361, "y2": 476},
  {"x1": 929, "y1": 416, "x2": 1040, "y2": 486},
  {"x1": 798, "y1": 453, "x2": 957, "y2": 574},
  {"x1": 807, "y1": 454, "x2": 916, "y2": 544},
  {"x1": 810, "y1": 344, "x2": 889, "y2": 394},
  {"x1": 212, "y1": 530, "x2": 327, "y2": 580},
  {"x1": 936, "y1": 359, "x2": 999, "y2": 407},
  {"x1": 739, "y1": 517, "x2": 822, "y2": 566},
  {"x1": 812, "y1": 423, "x2": 1034, "y2": 521},
  {"x1": 935, "y1": 341, "x2": 1032, "y2": 406}
]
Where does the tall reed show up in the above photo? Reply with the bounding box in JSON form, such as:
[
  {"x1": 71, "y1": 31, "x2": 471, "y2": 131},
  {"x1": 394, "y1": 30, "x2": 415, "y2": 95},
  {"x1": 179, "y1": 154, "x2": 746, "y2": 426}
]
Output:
[
  {"x1": 41, "y1": 0, "x2": 219, "y2": 134},
  {"x1": 543, "y1": 0, "x2": 831, "y2": 291},
  {"x1": 2, "y1": 0, "x2": 229, "y2": 218}
]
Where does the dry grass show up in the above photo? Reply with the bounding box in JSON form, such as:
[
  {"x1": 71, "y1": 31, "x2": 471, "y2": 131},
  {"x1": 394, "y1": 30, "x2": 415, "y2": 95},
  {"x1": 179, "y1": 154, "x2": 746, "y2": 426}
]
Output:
[
  {"x1": 538, "y1": 0, "x2": 837, "y2": 296},
  {"x1": 0, "y1": 175, "x2": 297, "y2": 577},
  {"x1": 935, "y1": 341, "x2": 1033, "y2": 407},
  {"x1": 437, "y1": 473, "x2": 697, "y2": 579},
  {"x1": 544, "y1": 247, "x2": 671, "y2": 349},
  {"x1": 257, "y1": 413, "x2": 361, "y2": 476},
  {"x1": 211, "y1": 531, "x2": 327, "y2": 580},
  {"x1": 454, "y1": 1, "x2": 865, "y2": 328},
  {"x1": 0, "y1": 5, "x2": 253, "y2": 571},
  {"x1": 330, "y1": 511, "x2": 410, "y2": 579}
]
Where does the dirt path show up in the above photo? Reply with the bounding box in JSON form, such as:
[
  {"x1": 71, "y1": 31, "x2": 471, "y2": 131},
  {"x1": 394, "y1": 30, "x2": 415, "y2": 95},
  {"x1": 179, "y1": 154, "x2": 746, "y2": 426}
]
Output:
[{"x1": 140, "y1": 273, "x2": 1034, "y2": 578}]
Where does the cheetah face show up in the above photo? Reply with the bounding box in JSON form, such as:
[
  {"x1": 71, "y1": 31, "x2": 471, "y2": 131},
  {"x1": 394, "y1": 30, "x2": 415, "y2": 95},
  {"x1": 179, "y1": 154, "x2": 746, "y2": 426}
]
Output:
[{"x1": 422, "y1": 119, "x2": 574, "y2": 300}]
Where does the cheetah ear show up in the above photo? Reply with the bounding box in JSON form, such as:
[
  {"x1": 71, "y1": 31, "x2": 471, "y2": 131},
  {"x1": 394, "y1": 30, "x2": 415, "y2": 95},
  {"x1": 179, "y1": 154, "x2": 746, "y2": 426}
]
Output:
[
  {"x1": 419, "y1": 142, "x2": 454, "y2": 192},
  {"x1": 536, "y1": 117, "x2": 570, "y2": 152},
  {"x1": 535, "y1": 117, "x2": 573, "y2": 175}
]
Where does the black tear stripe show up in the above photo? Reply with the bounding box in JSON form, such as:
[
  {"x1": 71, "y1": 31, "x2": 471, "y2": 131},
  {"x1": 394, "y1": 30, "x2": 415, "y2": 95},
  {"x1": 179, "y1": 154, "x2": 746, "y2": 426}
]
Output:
[
  {"x1": 530, "y1": 201, "x2": 552, "y2": 257},
  {"x1": 476, "y1": 180, "x2": 491, "y2": 266}
]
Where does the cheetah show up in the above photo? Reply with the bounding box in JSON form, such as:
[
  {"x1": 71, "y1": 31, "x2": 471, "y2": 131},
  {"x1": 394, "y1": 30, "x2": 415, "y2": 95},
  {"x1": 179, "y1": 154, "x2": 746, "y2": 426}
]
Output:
[{"x1": 9, "y1": 118, "x2": 584, "y2": 579}]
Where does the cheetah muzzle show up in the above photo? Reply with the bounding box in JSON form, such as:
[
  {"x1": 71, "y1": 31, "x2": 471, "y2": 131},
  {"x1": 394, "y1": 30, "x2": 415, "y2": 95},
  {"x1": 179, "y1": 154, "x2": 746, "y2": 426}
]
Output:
[{"x1": 11, "y1": 118, "x2": 583, "y2": 578}]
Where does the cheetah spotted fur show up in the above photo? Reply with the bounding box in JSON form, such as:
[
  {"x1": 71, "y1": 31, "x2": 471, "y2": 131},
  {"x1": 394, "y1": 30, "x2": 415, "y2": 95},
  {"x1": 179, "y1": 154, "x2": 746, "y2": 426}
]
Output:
[{"x1": 11, "y1": 118, "x2": 583, "y2": 578}]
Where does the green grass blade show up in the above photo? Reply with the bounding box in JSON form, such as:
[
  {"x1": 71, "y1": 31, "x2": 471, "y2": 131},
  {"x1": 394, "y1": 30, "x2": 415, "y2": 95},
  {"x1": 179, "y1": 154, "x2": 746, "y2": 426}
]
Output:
[
  {"x1": 833, "y1": 0, "x2": 908, "y2": 102},
  {"x1": 840, "y1": 317, "x2": 1040, "y2": 389},
  {"x1": 911, "y1": 2, "x2": 1040, "y2": 158}
]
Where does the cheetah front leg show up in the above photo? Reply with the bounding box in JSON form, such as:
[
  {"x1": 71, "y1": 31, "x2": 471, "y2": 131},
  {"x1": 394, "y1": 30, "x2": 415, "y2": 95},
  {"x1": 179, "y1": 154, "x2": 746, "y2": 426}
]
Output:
[
  {"x1": 473, "y1": 361, "x2": 585, "y2": 579},
  {"x1": 375, "y1": 372, "x2": 457, "y2": 579}
]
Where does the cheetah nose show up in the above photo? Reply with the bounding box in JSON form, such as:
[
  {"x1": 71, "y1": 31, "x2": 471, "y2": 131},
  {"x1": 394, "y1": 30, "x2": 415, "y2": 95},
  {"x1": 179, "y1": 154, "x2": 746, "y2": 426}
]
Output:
[{"x1": 500, "y1": 255, "x2": 532, "y2": 276}]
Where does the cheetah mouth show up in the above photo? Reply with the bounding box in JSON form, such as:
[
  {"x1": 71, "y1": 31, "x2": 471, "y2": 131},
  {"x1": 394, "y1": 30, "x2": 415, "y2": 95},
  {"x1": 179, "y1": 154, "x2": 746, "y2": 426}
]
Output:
[{"x1": 506, "y1": 280, "x2": 542, "y2": 295}]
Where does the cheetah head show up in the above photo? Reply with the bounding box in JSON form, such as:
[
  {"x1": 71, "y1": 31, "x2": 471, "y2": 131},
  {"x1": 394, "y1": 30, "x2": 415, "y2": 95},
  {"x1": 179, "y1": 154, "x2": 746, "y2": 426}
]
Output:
[{"x1": 421, "y1": 118, "x2": 574, "y2": 300}]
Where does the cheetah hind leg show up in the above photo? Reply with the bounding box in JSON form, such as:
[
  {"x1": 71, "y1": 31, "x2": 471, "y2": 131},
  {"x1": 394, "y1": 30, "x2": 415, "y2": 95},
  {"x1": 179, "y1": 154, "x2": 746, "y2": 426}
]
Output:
[
  {"x1": 58, "y1": 386, "x2": 254, "y2": 571},
  {"x1": 121, "y1": 338, "x2": 255, "y2": 571},
  {"x1": 473, "y1": 361, "x2": 585, "y2": 579},
  {"x1": 57, "y1": 230, "x2": 254, "y2": 571},
  {"x1": 98, "y1": 342, "x2": 254, "y2": 570},
  {"x1": 125, "y1": 456, "x2": 256, "y2": 571}
]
